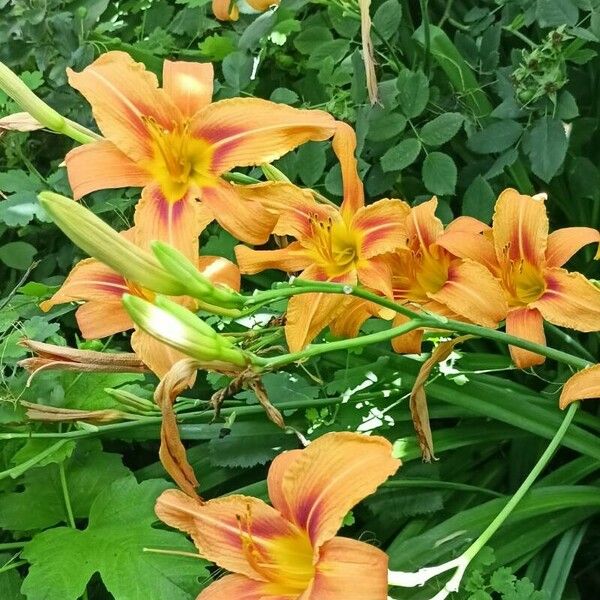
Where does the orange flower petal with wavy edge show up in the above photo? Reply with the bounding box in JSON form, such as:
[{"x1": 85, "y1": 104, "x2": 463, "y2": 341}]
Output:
[
  {"x1": 75, "y1": 301, "x2": 133, "y2": 339},
  {"x1": 300, "y1": 537, "x2": 388, "y2": 600},
  {"x1": 329, "y1": 298, "x2": 382, "y2": 339},
  {"x1": 492, "y1": 188, "x2": 548, "y2": 268},
  {"x1": 436, "y1": 230, "x2": 499, "y2": 273},
  {"x1": 274, "y1": 198, "x2": 338, "y2": 240},
  {"x1": 134, "y1": 185, "x2": 200, "y2": 262},
  {"x1": 235, "y1": 242, "x2": 311, "y2": 275},
  {"x1": 67, "y1": 51, "x2": 178, "y2": 162},
  {"x1": 198, "y1": 574, "x2": 294, "y2": 600},
  {"x1": 65, "y1": 140, "x2": 149, "y2": 200},
  {"x1": 505, "y1": 307, "x2": 546, "y2": 368},
  {"x1": 391, "y1": 312, "x2": 423, "y2": 354},
  {"x1": 333, "y1": 122, "x2": 364, "y2": 218},
  {"x1": 212, "y1": 0, "x2": 239, "y2": 20},
  {"x1": 352, "y1": 198, "x2": 410, "y2": 258},
  {"x1": 559, "y1": 365, "x2": 600, "y2": 409},
  {"x1": 198, "y1": 256, "x2": 241, "y2": 291},
  {"x1": 429, "y1": 259, "x2": 507, "y2": 327},
  {"x1": 247, "y1": 0, "x2": 280, "y2": 10},
  {"x1": 445, "y1": 215, "x2": 491, "y2": 235},
  {"x1": 201, "y1": 180, "x2": 280, "y2": 245},
  {"x1": 155, "y1": 490, "x2": 306, "y2": 583},
  {"x1": 357, "y1": 256, "x2": 393, "y2": 297},
  {"x1": 130, "y1": 329, "x2": 190, "y2": 377},
  {"x1": 545, "y1": 227, "x2": 600, "y2": 268},
  {"x1": 162, "y1": 60, "x2": 214, "y2": 118},
  {"x1": 193, "y1": 98, "x2": 335, "y2": 175},
  {"x1": 285, "y1": 266, "x2": 353, "y2": 351},
  {"x1": 406, "y1": 198, "x2": 444, "y2": 250},
  {"x1": 532, "y1": 267, "x2": 600, "y2": 331},
  {"x1": 271, "y1": 431, "x2": 400, "y2": 548}
]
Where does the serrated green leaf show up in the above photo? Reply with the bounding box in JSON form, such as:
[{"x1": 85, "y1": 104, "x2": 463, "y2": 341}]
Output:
[
  {"x1": 367, "y1": 108, "x2": 407, "y2": 141},
  {"x1": 373, "y1": 0, "x2": 402, "y2": 40},
  {"x1": 523, "y1": 117, "x2": 568, "y2": 182},
  {"x1": 467, "y1": 120, "x2": 523, "y2": 154},
  {"x1": 463, "y1": 175, "x2": 495, "y2": 222},
  {"x1": 396, "y1": 70, "x2": 429, "y2": 118},
  {"x1": 420, "y1": 113, "x2": 464, "y2": 146},
  {"x1": 297, "y1": 142, "x2": 327, "y2": 187},
  {"x1": 21, "y1": 476, "x2": 207, "y2": 600},
  {"x1": 422, "y1": 152, "x2": 457, "y2": 195},
  {"x1": 381, "y1": 138, "x2": 421, "y2": 172},
  {"x1": 536, "y1": 0, "x2": 578, "y2": 27}
]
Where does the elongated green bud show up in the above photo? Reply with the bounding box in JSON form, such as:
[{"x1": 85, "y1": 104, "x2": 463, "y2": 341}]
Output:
[
  {"x1": 261, "y1": 162, "x2": 291, "y2": 183},
  {"x1": 123, "y1": 295, "x2": 249, "y2": 367},
  {"x1": 151, "y1": 242, "x2": 244, "y2": 309},
  {"x1": 0, "y1": 62, "x2": 98, "y2": 144},
  {"x1": 39, "y1": 192, "x2": 187, "y2": 296}
]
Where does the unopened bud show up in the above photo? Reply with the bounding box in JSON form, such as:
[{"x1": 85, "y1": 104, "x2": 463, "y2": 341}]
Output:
[
  {"x1": 39, "y1": 192, "x2": 187, "y2": 296},
  {"x1": 261, "y1": 162, "x2": 291, "y2": 182}
]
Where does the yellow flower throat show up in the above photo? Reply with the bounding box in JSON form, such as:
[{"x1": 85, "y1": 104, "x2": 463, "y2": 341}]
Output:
[{"x1": 142, "y1": 117, "x2": 215, "y2": 202}]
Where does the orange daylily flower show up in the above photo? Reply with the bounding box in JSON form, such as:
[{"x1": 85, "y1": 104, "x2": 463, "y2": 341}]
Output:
[
  {"x1": 155, "y1": 431, "x2": 400, "y2": 599},
  {"x1": 41, "y1": 230, "x2": 240, "y2": 376},
  {"x1": 64, "y1": 51, "x2": 335, "y2": 260},
  {"x1": 213, "y1": 0, "x2": 279, "y2": 20},
  {"x1": 235, "y1": 123, "x2": 410, "y2": 351},
  {"x1": 437, "y1": 189, "x2": 600, "y2": 368},
  {"x1": 559, "y1": 364, "x2": 600, "y2": 409}
]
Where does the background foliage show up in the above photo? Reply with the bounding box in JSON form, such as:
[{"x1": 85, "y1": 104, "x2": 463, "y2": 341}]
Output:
[{"x1": 1, "y1": 0, "x2": 600, "y2": 598}]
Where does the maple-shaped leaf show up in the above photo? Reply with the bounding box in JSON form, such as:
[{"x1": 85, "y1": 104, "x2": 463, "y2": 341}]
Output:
[{"x1": 21, "y1": 476, "x2": 209, "y2": 600}]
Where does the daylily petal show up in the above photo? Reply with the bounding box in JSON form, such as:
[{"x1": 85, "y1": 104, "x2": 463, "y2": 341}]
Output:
[
  {"x1": 357, "y1": 257, "x2": 393, "y2": 297},
  {"x1": 429, "y1": 259, "x2": 508, "y2": 327},
  {"x1": 198, "y1": 574, "x2": 294, "y2": 600},
  {"x1": 212, "y1": 0, "x2": 239, "y2": 20},
  {"x1": 445, "y1": 215, "x2": 490, "y2": 235},
  {"x1": 436, "y1": 230, "x2": 499, "y2": 273},
  {"x1": 329, "y1": 298, "x2": 382, "y2": 339},
  {"x1": 559, "y1": 365, "x2": 600, "y2": 409},
  {"x1": 155, "y1": 489, "x2": 305, "y2": 582},
  {"x1": 505, "y1": 307, "x2": 546, "y2": 368},
  {"x1": 352, "y1": 199, "x2": 410, "y2": 258},
  {"x1": 201, "y1": 180, "x2": 279, "y2": 245},
  {"x1": 235, "y1": 242, "x2": 311, "y2": 274},
  {"x1": 198, "y1": 256, "x2": 241, "y2": 291},
  {"x1": 406, "y1": 198, "x2": 444, "y2": 250},
  {"x1": 391, "y1": 312, "x2": 423, "y2": 354},
  {"x1": 274, "y1": 197, "x2": 339, "y2": 241},
  {"x1": 545, "y1": 227, "x2": 600, "y2": 268},
  {"x1": 333, "y1": 122, "x2": 364, "y2": 217},
  {"x1": 285, "y1": 266, "x2": 352, "y2": 351},
  {"x1": 301, "y1": 537, "x2": 388, "y2": 600},
  {"x1": 130, "y1": 328, "x2": 187, "y2": 376},
  {"x1": 492, "y1": 188, "x2": 548, "y2": 268},
  {"x1": 67, "y1": 51, "x2": 178, "y2": 161},
  {"x1": 533, "y1": 268, "x2": 600, "y2": 331},
  {"x1": 134, "y1": 184, "x2": 200, "y2": 262},
  {"x1": 163, "y1": 60, "x2": 213, "y2": 119},
  {"x1": 267, "y1": 449, "x2": 304, "y2": 520},
  {"x1": 65, "y1": 140, "x2": 149, "y2": 200},
  {"x1": 193, "y1": 98, "x2": 335, "y2": 174},
  {"x1": 74, "y1": 301, "x2": 133, "y2": 339},
  {"x1": 273, "y1": 431, "x2": 400, "y2": 547},
  {"x1": 247, "y1": 0, "x2": 279, "y2": 10}
]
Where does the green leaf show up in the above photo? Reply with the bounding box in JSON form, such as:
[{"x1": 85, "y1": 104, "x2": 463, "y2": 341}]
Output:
[
  {"x1": 0, "y1": 553, "x2": 25, "y2": 599},
  {"x1": 467, "y1": 120, "x2": 523, "y2": 154},
  {"x1": 270, "y1": 88, "x2": 299, "y2": 104},
  {"x1": 0, "y1": 441, "x2": 130, "y2": 531},
  {"x1": 373, "y1": 0, "x2": 402, "y2": 40},
  {"x1": 297, "y1": 142, "x2": 327, "y2": 187},
  {"x1": 11, "y1": 439, "x2": 76, "y2": 470},
  {"x1": 21, "y1": 476, "x2": 207, "y2": 600},
  {"x1": 422, "y1": 152, "x2": 457, "y2": 195},
  {"x1": 420, "y1": 113, "x2": 464, "y2": 146},
  {"x1": 198, "y1": 34, "x2": 235, "y2": 61},
  {"x1": 62, "y1": 371, "x2": 144, "y2": 411},
  {"x1": 396, "y1": 70, "x2": 429, "y2": 118},
  {"x1": 294, "y1": 26, "x2": 333, "y2": 54},
  {"x1": 222, "y1": 51, "x2": 253, "y2": 91},
  {"x1": 462, "y1": 175, "x2": 496, "y2": 223},
  {"x1": 536, "y1": 0, "x2": 579, "y2": 27},
  {"x1": 0, "y1": 241, "x2": 37, "y2": 270},
  {"x1": 367, "y1": 109, "x2": 407, "y2": 142},
  {"x1": 0, "y1": 192, "x2": 49, "y2": 227},
  {"x1": 381, "y1": 138, "x2": 422, "y2": 172},
  {"x1": 523, "y1": 117, "x2": 568, "y2": 182},
  {"x1": 239, "y1": 8, "x2": 277, "y2": 49}
]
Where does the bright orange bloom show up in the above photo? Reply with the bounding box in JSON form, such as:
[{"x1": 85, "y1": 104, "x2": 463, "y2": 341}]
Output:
[
  {"x1": 41, "y1": 230, "x2": 240, "y2": 376},
  {"x1": 64, "y1": 52, "x2": 335, "y2": 260},
  {"x1": 155, "y1": 431, "x2": 400, "y2": 599},
  {"x1": 559, "y1": 364, "x2": 600, "y2": 409},
  {"x1": 438, "y1": 189, "x2": 600, "y2": 368},
  {"x1": 213, "y1": 0, "x2": 279, "y2": 20},
  {"x1": 235, "y1": 123, "x2": 410, "y2": 351}
]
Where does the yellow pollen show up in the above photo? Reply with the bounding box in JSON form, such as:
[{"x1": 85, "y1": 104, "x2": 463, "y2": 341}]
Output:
[{"x1": 141, "y1": 117, "x2": 215, "y2": 202}]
